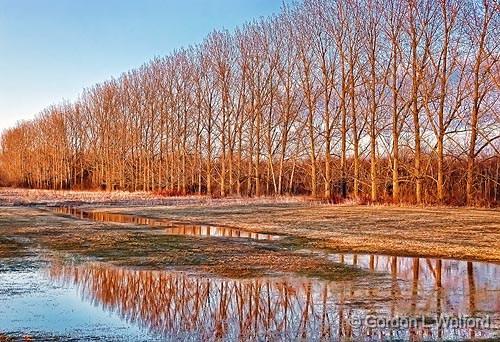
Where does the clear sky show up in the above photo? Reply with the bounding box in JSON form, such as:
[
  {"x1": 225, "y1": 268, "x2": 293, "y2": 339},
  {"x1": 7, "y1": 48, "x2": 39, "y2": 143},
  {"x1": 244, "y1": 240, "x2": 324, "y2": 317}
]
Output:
[{"x1": 0, "y1": 0, "x2": 286, "y2": 132}]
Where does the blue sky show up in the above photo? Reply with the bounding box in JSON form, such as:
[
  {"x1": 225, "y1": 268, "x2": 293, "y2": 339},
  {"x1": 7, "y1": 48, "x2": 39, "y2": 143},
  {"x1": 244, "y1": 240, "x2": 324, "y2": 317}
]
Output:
[{"x1": 0, "y1": 0, "x2": 286, "y2": 132}]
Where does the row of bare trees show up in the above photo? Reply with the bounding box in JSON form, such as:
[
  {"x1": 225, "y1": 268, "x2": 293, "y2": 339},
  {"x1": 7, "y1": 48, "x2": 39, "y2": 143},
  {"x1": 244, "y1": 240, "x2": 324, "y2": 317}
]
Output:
[{"x1": 1, "y1": 0, "x2": 498, "y2": 205}]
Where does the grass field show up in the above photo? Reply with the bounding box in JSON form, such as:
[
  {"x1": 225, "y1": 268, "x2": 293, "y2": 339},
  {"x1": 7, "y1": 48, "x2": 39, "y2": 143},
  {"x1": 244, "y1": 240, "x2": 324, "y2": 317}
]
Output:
[
  {"x1": 1, "y1": 188, "x2": 499, "y2": 263},
  {"x1": 104, "y1": 203, "x2": 500, "y2": 263}
]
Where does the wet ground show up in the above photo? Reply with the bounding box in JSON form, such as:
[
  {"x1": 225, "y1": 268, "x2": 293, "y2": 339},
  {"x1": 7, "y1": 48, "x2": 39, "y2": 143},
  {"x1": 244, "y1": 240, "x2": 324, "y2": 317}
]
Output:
[{"x1": 0, "y1": 206, "x2": 499, "y2": 340}]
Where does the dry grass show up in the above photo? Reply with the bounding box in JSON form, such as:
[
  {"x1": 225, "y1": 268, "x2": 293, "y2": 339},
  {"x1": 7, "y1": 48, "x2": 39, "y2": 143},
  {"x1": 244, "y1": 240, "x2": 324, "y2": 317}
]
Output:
[
  {"x1": 0, "y1": 187, "x2": 305, "y2": 207},
  {"x1": 105, "y1": 203, "x2": 500, "y2": 263},
  {"x1": 0, "y1": 187, "x2": 203, "y2": 206}
]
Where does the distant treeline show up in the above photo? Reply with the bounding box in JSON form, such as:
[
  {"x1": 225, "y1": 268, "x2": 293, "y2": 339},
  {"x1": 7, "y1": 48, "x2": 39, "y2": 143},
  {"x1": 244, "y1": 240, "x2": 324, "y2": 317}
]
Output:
[{"x1": 1, "y1": 0, "x2": 498, "y2": 206}]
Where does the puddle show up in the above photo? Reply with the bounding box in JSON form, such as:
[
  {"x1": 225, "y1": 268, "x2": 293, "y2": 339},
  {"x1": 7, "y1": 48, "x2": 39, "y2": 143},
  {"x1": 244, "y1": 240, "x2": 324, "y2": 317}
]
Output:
[
  {"x1": 1, "y1": 255, "x2": 498, "y2": 340},
  {"x1": 0, "y1": 266, "x2": 159, "y2": 341},
  {"x1": 51, "y1": 206, "x2": 281, "y2": 241}
]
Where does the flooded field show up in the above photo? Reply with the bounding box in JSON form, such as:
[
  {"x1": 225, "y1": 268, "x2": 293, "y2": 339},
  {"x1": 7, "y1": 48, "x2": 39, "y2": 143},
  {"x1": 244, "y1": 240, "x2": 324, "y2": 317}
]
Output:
[{"x1": 0, "y1": 205, "x2": 499, "y2": 340}]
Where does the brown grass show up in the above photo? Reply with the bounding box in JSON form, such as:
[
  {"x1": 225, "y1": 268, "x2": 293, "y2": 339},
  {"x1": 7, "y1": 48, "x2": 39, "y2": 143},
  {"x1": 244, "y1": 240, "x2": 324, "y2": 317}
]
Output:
[{"x1": 104, "y1": 203, "x2": 500, "y2": 263}]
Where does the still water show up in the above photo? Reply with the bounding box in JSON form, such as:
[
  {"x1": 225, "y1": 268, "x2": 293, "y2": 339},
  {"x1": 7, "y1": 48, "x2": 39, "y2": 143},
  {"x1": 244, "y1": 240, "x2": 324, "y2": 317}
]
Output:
[
  {"x1": 52, "y1": 206, "x2": 281, "y2": 241},
  {"x1": 1, "y1": 255, "x2": 498, "y2": 340}
]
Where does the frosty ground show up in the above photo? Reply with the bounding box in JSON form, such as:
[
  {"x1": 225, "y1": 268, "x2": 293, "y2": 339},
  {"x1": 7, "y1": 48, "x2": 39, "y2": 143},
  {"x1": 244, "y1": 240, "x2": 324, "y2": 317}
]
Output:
[{"x1": 1, "y1": 188, "x2": 498, "y2": 263}]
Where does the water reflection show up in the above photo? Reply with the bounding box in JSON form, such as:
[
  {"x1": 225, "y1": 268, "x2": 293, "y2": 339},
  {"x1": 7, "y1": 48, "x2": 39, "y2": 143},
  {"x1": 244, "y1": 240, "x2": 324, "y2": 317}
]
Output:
[
  {"x1": 51, "y1": 207, "x2": 281, "y2": 241},
  {"x1": 48, "y1": 256, "x2": 499, "y2": 341},
  {"x1": 330, "y1": 254, "x2": 499, "y2": 318}
]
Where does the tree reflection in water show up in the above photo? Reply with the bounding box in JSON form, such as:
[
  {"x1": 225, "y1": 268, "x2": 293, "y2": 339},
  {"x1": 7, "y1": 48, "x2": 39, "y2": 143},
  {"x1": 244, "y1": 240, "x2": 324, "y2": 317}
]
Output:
[
  {"x1": 48, "y1": 255, "x2": 499, "y2": 340},
  {"x1": 52, "y1": 206, "x2": 281, "y2": 241}
]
